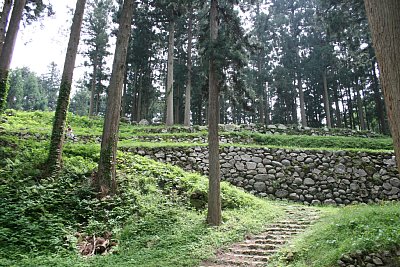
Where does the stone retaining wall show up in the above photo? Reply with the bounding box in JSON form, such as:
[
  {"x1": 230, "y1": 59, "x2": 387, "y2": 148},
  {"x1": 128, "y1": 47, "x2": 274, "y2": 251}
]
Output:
[
  {"x1": 338, "y1": 248, "x2": 400, "y2": 267},
  {"x1": 127, "y1": 146, "x2": 399, "y2": 205},
  {"x1": 121, "y1": 120, "x2": 384, "y2": 138}
]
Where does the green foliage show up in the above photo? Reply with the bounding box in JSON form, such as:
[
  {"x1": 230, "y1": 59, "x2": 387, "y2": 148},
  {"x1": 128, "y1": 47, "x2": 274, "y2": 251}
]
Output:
[
  {"x1": 69, "y1": 80, "x2": 90, "y2": 116},
  {"x1": 271, "y1": 203, "x2": 400, "y2": 267},
  {"x1": 0, "y1": 74, "x2": 10, "y2": 115},
  {"x1": 0, "y1": 113, "x2": 284, "y2": 265},
  {"x1": 251, "y1": 133, "x2": 393, "y2": 151}
]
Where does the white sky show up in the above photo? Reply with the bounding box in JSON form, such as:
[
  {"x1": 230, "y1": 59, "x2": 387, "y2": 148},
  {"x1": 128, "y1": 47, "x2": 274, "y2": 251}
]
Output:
[{"x1": 10, "y1": 1, "x2": 89, "y2": 88}]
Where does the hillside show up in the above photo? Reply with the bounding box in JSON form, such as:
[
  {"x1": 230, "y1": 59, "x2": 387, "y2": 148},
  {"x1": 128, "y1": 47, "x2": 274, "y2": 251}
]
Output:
[{"x1": 0, "y1": 110, "x2": 399, "y2": 267}]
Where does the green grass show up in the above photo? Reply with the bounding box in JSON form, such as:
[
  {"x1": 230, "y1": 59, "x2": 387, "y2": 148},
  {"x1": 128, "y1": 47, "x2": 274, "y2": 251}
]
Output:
[
  {"x1": 271, "y1": 203, "x2": 400, "y2": 267},
  {"x1": 1, "y1": 110, "x2": 393, "y2": 152},
  {"x1": 250, "y1": 132, "x2": 393, "y2": 151}
]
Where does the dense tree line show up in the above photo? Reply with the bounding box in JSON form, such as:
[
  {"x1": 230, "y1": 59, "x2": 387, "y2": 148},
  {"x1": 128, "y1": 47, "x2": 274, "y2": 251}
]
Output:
[
  {"x1": 1, "y1": 0, "x2": 400, "y2": 227},
  {"x1": 3, "y1": 0, "x2": 389, "y2": 135},
  {"x1": 6, "y1": 63, "x2": 60, "y2": 111}
]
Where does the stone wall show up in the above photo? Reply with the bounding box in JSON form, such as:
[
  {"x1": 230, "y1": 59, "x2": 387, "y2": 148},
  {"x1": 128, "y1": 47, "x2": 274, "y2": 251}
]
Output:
[
  {"x1": 127, "y1": 146, "x2": 399, "y2": 205},
  {"x1": 338, "y1": 248, "x2": 400, "y2": 267},
  {"x1": 122, "y1": 121, "x2": 384, "y2": 138}
]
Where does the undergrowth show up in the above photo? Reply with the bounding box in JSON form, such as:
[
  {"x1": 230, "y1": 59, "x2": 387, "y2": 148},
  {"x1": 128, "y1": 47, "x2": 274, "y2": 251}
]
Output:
[
  {"x1": 0, "y1": 118, "x2": 284, "y2": 266},
  {"x1": 1, "y1": 110, "x2": 398, "y2": 267}
]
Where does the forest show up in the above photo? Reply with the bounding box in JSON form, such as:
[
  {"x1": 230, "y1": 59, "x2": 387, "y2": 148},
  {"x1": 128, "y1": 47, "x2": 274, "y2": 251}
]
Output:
[
  {"x1": 1, "y1": 0, "x2": 400, "y2": 266},
  {"x1": 3, "y1": 0, "x2": 390, "y2": 133}
]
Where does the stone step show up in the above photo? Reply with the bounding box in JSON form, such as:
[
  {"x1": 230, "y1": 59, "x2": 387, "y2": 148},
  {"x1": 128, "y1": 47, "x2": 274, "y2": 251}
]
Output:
[
  {"x1": 229, "y1": 246, "x2": 278, "y2": 256},
  {"x1": 214, "y1": 258, "x2": 267, "y2": 266},
  {"x1": 217, "y1": 252, "x2": 271, "y2": 262},
  {"x1": 252, "y1": 234, "x2": 296, "y2": 241},
  {"x1": 240, "y1": 240, "x2": 287, "y2": 247},
  {"x1": 261, "y1": 227, "x2": 303, "y2": 233},
  {"x1": 199, "y1": 205, "x2": 323, "y2": 267},
  {"x1": 266, "y1": 224, "x2": 307, "y2": 230},
  {"x1": 275, "y1": 219, "x2": 312, "y2": 224}
]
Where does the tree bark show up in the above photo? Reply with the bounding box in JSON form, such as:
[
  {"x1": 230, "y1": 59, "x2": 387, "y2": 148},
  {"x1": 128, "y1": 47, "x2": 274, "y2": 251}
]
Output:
[
  {"x1": 89, "y1": 56, "x2": 97, "y2": 117},
  {"x1": 47, "y1": 0, "x2": 86, "y2": 172},
  {"x1": 322, "y1": 69, "x2": 332, "y2": 128},
  {"x1": 207, "y1": 0, "x2": 221, "y2": 227},
  {"x1": 0, "y1": 0, "x2": 13, "y2": 56},
  {"x1": 184, "y1": 9, "x2": 193, "y2": 127},
  {"x1": 365, "y1": 0, "x2": 400, "y2": 173},
  {"x1": 0, "y1": 0, "x2": 25, "y2": 115},
  {"x1": 165, "y1": 20, "x2": 175, "y2": 126},
  {"x1": 95, "y1": 0, "x2": 134, "y2": 196}
]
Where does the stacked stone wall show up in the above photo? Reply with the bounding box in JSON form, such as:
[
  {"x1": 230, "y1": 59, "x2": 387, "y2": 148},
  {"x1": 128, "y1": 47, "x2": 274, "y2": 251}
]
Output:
[{"x1": 127, "y1": 146, "x2": 399, "y2": 205}]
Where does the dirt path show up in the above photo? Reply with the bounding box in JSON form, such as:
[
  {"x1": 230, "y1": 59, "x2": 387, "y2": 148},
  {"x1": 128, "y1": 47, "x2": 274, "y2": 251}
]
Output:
[{"x1": 200, "y1": 204, "x2": 322, "y2": 267}]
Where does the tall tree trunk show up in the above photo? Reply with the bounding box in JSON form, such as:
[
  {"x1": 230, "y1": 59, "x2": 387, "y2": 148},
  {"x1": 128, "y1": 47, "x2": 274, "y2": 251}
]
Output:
[
  {"x1": 292, "y1": 80, "x2": 298, "y2": 124},
  {"x1": 89, "y1": 57, "x2": 97, "y2": 117},
  {"x1": 95, "y1": 0, "x2": 133, "y2": 196},
  {"x1": 136, "y1": 74, "x2": 142, "y2": 121},
  {"x1": 365, "y1": 0, "x2": 400, "y2": 173},
  {"x1": 207, "y1": 0, "x2": 221, "y2": 226},
  {"x1": 265, "y1": 82, "x2": 270, "y2": 124},
  {"x1": 95, "y1": 92, "x2": 100, "y2": 114},
  {"x1": 184, "y1": 8, "x2": 193, "y2": 126},
  {"x1": 346, "y1": 87, "x2": 354, "y2": 129},
  {"x1": 47, "y1": 0, "x2": 86, "y2": 172},
  {"x1": 130, "y1": 66, "x2": 138, "y2": 121},
  {"x1": 0, "y1": 0, "x2": 25, "y2": 115},
  {"x1": 322, "y1": 69, "x2": 332, "y2": 128},
  {"x1": 333, "y1": 82, "x2": 342, "y2": 128},
  {"x1": 174, "y1": 84, "x2": 178, "y2": 123},
  {"x1": 298, "y1": 74, "x2": 307, "y2": 127},
  {"x1": 121, "y1": 69, "x2": 128, "y2": 118},
  {"x1": 0, "y1": 0, "x2": 13, "y2": 56},
  {"x1": 165, "y1": 20, "x2": 175, "y2": 126},
  {"x1": 219, "y1": 93, "x2": 225, "y2": 124},
  {"x1": 197, "y1": 93, "x2": 202, "y2": 125},
  {"x1": 257, "y1": 54, "x2": 265, "y2": 124},
  {"x1": 356, "y1": 82, "x2": 366, "y2": 130},
  {"x1": 342, "y1": 99, "x2": 348, "y2": 128},
  {"x1": 371, "y1": 61, "x2": 388, "y2": 134}
]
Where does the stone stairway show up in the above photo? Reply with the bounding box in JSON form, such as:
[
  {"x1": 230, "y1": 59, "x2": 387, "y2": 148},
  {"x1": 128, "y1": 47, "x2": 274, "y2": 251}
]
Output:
[{"x1": 200, "y1": 205, "x2": 322, "y2": 267}]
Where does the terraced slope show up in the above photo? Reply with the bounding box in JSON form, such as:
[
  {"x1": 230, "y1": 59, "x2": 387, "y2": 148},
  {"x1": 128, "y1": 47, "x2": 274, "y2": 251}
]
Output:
[{"x1": 201, "y1": 205, "x2": 322, "y2": 267}]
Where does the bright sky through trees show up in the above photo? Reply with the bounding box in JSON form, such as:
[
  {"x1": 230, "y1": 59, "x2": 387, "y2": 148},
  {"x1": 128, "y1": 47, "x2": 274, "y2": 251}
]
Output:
[
  {"x1": 11, "y1": 2, "x2": 76, "y2": 73},
  {"x1": 9, "y1": 1, "x2": 114, "y2": 92}
]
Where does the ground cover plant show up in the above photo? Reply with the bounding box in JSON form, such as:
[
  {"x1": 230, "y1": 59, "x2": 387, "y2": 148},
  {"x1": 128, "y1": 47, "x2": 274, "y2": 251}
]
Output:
[
  {"x1": 1, "y1": 111, "x2": 398, "y2": 267},
  {"x1": 271, "y1": 203, "x2": 400, "y2": 267},
  {"x1": 0, "y1": 111, "x2": 285, "y2": 267},
  {"x1": 1, "y1": 110, "x2": 393, "y2": 152}
]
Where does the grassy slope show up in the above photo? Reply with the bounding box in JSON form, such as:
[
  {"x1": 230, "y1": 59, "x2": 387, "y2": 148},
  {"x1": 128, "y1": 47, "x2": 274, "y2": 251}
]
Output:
[
  {"x1": 271, "y1": 203, "x2": 400, "y2": 267},
  {"x1": 0, "y1": 111, "x2": 285, "y2": 267},
  {"x1": 1, "y1": 111, "x2": 399, "y2": 267},
  {"x1": 1, "y1": 110, "x2": 393, "y2": 152}
]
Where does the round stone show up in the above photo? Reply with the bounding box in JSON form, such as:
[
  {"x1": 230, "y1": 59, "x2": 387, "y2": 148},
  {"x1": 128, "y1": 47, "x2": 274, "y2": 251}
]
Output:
[{"x1": 304, "y1": 178, "x2": 315, "y2": 186}]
